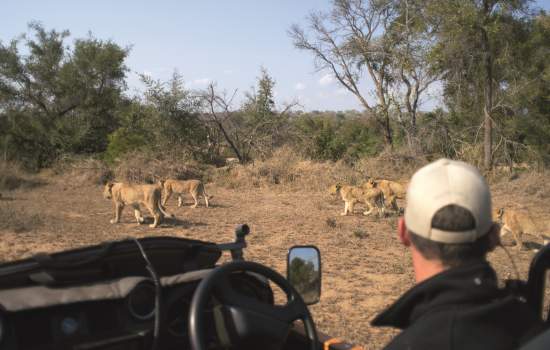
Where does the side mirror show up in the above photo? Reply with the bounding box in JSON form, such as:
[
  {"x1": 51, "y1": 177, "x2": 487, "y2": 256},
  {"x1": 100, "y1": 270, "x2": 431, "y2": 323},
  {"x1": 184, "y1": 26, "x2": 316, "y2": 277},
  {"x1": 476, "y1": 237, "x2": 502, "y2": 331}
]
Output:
[{"x1": 287, "y1": 246, "x2": 321, "y2": 305}]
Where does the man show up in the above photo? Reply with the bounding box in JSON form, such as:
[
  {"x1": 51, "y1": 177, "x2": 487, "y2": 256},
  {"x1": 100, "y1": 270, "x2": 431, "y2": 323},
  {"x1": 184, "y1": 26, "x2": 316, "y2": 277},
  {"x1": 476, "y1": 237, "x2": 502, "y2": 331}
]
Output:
[{"x1": 371, "y1": 158, "x2": 542, "y2": 350}]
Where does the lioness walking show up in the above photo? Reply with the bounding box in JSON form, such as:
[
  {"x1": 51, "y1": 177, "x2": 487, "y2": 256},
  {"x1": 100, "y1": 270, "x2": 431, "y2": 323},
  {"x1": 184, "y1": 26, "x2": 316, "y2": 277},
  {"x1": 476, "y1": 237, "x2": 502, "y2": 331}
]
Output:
[
  {"x1": 160, "y1": 179, "x2": 211, "y2": 208},
  {"x1": 329, "y1": 183, "x2": 386, "y2": 217},
  {"x1": 103, "y1": 182, "x2": 174, "y2": 228},
  {"x1": 493, "y1": 207, "x2": 549, "y2": 250}
]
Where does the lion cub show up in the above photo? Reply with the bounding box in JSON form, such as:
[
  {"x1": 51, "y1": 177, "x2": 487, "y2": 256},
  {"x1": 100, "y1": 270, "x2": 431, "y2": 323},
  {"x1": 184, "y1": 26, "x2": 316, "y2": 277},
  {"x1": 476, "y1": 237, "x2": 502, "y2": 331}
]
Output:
[
  {"x1": 329, "y1": 183, "x2": 386, "y2": 217},
  {"x1": 493, "y1": 207, "x2": 549, "y2": 250},
  {"x1": 160, "y1": 179, "x2": 211, "y2": 208},
  {"x1": 364, "y1": 178, "x2": 406, "y2": 197},
  {"x1": 103, "y1": 182, "x2": 174, "y2": 228},
  {"x1": 362, "y1": 179, "x2": 401, "y2": 212}
]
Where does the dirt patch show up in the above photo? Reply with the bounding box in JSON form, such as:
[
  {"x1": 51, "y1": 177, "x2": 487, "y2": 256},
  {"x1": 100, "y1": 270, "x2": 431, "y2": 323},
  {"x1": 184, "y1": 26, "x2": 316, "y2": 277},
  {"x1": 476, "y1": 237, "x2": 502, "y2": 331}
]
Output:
[{"x1": 0, "y1": 169, "x2": 548, "y2": 349}]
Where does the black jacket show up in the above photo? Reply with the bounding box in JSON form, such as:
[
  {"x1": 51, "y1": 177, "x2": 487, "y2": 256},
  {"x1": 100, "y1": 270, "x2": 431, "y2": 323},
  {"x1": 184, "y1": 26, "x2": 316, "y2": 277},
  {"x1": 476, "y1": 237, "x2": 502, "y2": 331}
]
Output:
[{"x1": 371, "y1": 262, "x2": 542, "y2": 350}]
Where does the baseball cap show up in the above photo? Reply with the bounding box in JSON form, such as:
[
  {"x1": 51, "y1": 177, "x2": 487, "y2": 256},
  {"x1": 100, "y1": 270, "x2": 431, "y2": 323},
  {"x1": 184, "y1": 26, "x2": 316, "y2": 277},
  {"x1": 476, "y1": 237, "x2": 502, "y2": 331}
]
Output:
[{"x1": 404, "y1": 158, "x2": 492, "y2": 244}]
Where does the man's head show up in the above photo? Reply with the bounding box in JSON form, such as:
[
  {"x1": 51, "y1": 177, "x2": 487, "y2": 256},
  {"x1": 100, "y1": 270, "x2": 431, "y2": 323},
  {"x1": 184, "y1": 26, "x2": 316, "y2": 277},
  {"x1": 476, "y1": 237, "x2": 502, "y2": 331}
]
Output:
[{"x1": 398, "y1": 159, "x2": 500, "y2": 280}]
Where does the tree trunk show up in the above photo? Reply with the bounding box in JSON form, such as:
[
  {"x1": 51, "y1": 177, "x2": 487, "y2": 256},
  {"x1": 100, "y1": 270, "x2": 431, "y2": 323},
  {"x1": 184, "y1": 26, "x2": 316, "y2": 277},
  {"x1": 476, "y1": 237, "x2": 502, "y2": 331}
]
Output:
[
  {"x1": 384, "y1": 111, "x2": 393, "y2": 148},
  {"x1": 214, "y1": 119, "x2": 244, "y2": 163},
  {"x1": 481, "y1": 3, "x2": 493, "y2": 171},
  {"x1": 482, "y1": 36, "x2": 493, "y2": 171}
]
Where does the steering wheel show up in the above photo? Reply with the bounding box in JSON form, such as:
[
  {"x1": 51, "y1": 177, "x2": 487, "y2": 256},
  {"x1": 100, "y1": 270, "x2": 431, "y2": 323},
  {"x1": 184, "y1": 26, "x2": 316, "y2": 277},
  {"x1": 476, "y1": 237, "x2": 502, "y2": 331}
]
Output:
[{"x1": 188, "y1": 260, "x2": 318, "y2": 350}]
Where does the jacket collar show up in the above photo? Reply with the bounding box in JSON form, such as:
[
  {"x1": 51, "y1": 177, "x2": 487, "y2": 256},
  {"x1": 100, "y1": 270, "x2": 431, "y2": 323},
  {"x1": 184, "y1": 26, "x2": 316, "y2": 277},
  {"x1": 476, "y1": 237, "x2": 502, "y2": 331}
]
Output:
[{"x1": 371, "y1": 261, "x2": 500, "y2": 329}]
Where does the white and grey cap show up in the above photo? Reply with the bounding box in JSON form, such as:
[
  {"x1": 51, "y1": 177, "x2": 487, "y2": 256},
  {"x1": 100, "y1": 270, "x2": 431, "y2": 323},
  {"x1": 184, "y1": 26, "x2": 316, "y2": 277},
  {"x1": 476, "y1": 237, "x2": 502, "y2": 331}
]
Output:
[{"x1": 404, "y1": 158, "x2": 492, "y2": 244}]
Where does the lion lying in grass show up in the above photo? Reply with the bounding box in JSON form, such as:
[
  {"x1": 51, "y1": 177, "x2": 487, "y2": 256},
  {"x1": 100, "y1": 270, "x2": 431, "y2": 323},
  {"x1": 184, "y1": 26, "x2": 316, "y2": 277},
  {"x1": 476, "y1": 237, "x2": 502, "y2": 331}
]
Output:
[
  {"x1": 329, "y1": 183, "x2": 386, "y2": 217},
  {"x1": 160, "y1": 179, "x2": 211, "y2": 208},
  {"x1": 493, "y1": 207, "x2": 549, "y2": 250},
  {"x1": 103, "y1": 182, "x2": 174, "y2": 228}
]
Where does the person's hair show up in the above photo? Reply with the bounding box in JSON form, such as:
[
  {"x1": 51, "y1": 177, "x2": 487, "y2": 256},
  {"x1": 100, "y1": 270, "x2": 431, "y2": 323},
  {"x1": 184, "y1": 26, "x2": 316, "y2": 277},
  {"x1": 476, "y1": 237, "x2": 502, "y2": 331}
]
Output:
[{"x1": 409, "y1": 205, "x2": 493, "y2": 268}]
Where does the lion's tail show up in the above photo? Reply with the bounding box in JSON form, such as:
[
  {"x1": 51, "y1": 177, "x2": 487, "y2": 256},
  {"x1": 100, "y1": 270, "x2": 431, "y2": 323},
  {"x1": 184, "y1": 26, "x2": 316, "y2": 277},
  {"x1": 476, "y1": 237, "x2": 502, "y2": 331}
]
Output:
[
  {"x1": 158, "y1": 202, "x2": 175, "y2": 218},
  {"x1": 200, "y1": 183, "x2": 213, "y2": 204}
]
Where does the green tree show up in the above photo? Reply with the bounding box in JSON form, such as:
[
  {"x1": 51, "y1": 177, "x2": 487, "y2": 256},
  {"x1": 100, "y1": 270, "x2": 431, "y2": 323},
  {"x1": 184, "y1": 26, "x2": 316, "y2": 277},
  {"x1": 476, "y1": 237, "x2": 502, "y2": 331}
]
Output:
[
  {"x1": 0, "y1": 23, "x2": 128, "y2": 168},
  {"x1": 427, "y1": 0, "x2": 535, "y2": 169},
  {"x1": 241, "y1": 68, "x2": 291, "y2": 158}
]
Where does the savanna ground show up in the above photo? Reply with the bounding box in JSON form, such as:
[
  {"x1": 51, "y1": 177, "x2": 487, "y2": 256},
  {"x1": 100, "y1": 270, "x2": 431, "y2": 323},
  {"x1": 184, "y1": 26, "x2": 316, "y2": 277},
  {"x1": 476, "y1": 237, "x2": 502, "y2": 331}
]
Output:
[{"x1": 0, "y1": 158, "x2": 549, "y2": 349}]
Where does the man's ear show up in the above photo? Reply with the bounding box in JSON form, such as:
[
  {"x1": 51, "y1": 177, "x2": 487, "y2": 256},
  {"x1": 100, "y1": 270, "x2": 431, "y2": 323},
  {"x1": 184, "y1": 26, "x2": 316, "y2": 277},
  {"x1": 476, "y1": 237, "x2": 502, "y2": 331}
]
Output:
[
  {"x1": 487, "y1": 223, "x2": 501, "y2": 252},
  {"x1": 398, "y1": 217, "x2": 411, "y2": 247}
]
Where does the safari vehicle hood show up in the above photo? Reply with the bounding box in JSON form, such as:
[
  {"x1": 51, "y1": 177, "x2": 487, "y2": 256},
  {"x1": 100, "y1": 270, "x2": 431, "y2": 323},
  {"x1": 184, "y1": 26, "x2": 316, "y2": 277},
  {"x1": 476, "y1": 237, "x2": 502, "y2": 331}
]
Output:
[{"x1": 0, "y1": 236, "x2": 221, "y2": 289}]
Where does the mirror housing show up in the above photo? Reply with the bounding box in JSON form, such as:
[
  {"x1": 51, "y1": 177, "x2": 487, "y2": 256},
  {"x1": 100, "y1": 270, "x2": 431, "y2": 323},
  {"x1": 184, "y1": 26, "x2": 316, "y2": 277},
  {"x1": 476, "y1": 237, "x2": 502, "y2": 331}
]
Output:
[{"x1": 287, "y1": 246, "x2": 321, "y2": 305}]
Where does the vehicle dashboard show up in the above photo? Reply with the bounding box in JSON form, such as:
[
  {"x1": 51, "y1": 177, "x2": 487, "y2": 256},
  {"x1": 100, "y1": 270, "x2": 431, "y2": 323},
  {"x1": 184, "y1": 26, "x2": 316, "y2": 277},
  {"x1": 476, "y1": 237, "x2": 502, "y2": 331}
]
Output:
[{"x1": 1, "y1": 269, "x2": 274, "y2": 350}]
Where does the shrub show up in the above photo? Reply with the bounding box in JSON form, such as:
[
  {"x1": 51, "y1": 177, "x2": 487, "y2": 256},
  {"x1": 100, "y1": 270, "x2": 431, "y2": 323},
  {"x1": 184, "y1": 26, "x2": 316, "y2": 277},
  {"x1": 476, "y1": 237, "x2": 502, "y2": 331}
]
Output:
[
  {"x1": 104, "y1": 129, "x2": 148, "y2": 164},
  {"x1": 52, "y1": 156, "x2": 113, "y2": 185},
  {"x1": 113, "y1": 152, "x2": 206, "y2": 184},
  {"x1": 353, "y1": 229, "x2": 369, "y2": 239}
]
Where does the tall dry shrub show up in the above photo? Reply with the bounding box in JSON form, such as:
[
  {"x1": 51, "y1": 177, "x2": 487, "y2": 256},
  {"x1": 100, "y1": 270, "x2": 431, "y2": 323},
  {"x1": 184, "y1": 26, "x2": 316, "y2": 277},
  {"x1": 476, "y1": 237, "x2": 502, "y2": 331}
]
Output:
[
  {"x1": 113, "y1": 152, "x2": 206, "y2": 184},
  {"x1": 52, "y1": 156, "x2": 113, "y2": 185},
  {"x1": 353, "y1": 149, "x2": 427, "y2": 181},
  {"x1": 211, "y1": 146, "x2": 365, "y2": 191}
]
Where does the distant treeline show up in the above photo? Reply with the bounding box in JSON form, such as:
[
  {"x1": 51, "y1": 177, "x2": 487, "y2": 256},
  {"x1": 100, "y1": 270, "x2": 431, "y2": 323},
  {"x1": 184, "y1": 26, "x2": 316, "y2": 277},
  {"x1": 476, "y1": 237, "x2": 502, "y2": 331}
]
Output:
[{"x1": 1, "y1": 1, "x2": 549, "y2": 171}]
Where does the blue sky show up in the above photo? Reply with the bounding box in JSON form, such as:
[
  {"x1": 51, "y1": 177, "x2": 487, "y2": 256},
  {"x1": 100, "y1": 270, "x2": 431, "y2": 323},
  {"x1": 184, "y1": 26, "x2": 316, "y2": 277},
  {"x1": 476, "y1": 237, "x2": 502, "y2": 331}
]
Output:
[{"x1": 2, "y1": 0, "x2": 549, "y2": 111}]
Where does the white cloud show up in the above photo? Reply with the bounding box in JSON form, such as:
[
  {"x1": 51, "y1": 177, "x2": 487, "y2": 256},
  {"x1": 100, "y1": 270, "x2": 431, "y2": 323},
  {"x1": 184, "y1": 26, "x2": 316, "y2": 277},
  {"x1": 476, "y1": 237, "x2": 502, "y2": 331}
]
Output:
[
  {"x1": 191, "y1": 78, "x2": 211, "y2": 86},
  {"x1": 294, "y1": 82, "x2": 306, "y2": 91},
  {"x1": 319, "y1": 73, "x2": 335, "y2": 86}
]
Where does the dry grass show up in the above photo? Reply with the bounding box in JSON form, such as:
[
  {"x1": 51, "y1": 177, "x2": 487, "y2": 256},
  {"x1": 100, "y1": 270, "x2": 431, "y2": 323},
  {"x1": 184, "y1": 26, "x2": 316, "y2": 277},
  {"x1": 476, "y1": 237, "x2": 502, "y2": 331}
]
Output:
[
  {"x1": 0, "y1": 201, "x2": 43, "y2": 233},
  {"x1": 210, "y1": 146, "x2": 421, "y2": 192},
  {"x1": 52, "y1": 156, "x2": 113, "y2": 186},
  {"x1": 493, "y1": 170, "x2": 550, "y2": 201},
  {"x1": 0, "y1": 161, "x2": 45, "y2": 191},
  {"x1": 113, "y1": 152, "x2": 206, "y2": 184}
]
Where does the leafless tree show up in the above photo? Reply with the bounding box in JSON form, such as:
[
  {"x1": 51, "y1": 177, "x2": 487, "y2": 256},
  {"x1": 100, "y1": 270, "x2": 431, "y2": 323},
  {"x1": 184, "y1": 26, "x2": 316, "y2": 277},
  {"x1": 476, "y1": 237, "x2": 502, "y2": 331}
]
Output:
[
  {"x1": 389, "y1": 0, "x2": 440, "y2": 153},
  {"x1": 289, "y1": 0, "x2": 397, "y2": 146},
  {"x1": 200, "y1": 84, "x2": 245, "y2": 163},
  {"x1": 200, "y1": 83, "x2": 299, "y2": 163}
]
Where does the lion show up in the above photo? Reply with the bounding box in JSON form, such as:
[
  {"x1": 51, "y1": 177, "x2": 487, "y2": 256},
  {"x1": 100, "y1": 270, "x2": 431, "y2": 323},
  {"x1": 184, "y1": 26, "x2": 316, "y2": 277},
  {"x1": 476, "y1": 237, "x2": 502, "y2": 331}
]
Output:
[
  {"x1": 329, "y1": 183, "x2": 386, "y2": 217},
  {"x1": 159, "y1": 179, "x2": 211, "y2": 208},
  {"x1": 364, "y1": 178, "x2": 406, "y2": 198},
  {"x1": 362, "y1": 179, "x2": 400, "y2": 212},
  {"x1": 493, "y1": 207, "x2": 549, "y2": 250},
  {"x1": 103, "y1": 182, "x2": 174, "y2": 228}
]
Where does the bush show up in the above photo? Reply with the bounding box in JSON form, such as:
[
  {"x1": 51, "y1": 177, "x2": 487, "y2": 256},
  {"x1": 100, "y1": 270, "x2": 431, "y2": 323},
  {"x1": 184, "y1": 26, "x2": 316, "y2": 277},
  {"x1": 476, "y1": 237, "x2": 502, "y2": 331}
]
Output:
[
  {"x1": 52, "y1": 156, "x2": 113, "y2": 185},
  {"x1": 113, "y1": 152, "x2": 206, "y2": 184},
  {"x1": 292, "y1": 114, "x2": 383, "y2": 162},
  {"x1": 210, "y1": 146, "x2": 365, "y2": 191},
  {"x1": 104, "y1": 129, "x2": 148, "y2": 164}
]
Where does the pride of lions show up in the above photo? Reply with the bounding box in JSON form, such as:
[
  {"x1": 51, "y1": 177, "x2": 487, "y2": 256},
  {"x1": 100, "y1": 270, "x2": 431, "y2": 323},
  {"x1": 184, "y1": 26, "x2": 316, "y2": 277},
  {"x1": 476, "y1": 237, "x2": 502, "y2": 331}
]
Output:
[
  {"x1": 103, "y1": 179, "x2": 210, "y2": 228},
  {"x1": 102, "y1": 176, "x2": 547, "y2": 251},
  {"x1": 330, "y1": 177, "x2": 548, "y2": 251}
]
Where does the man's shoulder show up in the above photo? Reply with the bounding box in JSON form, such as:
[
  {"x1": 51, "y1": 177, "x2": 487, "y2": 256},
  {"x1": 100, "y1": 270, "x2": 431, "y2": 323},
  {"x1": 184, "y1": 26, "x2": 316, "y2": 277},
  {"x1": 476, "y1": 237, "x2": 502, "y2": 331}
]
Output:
[
  {"x1": 381, "y1": 310, "x2": 453, "y2": 350},
  {"x1": 381, "y1": 297, "x2": 542, "y2": 350}
]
